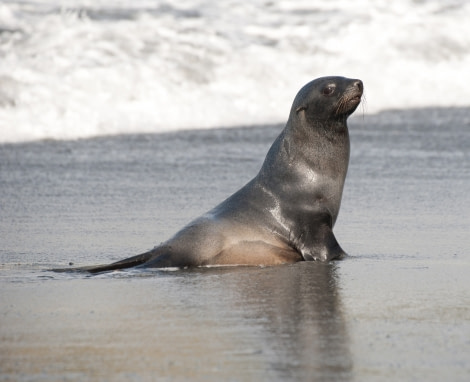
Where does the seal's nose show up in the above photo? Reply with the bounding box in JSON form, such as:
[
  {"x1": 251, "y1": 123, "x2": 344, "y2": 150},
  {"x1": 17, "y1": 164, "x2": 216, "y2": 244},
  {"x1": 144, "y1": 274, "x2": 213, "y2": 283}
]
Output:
[{"x1": 353, "y1": 80, "x2": 363, "y2": 93}]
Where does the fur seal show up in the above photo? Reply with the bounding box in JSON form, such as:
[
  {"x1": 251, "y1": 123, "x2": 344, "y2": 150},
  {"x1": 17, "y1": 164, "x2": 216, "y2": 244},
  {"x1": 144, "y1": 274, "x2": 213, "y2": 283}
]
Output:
[{"x1": 62, "y1": 76, "x2": 363, "y2": 273}]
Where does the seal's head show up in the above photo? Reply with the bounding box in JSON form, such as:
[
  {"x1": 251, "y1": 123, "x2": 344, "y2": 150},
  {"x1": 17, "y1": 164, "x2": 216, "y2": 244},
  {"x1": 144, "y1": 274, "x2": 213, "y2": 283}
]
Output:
[{"x1": 292, "y1": 76, "x2": 363, "y2": 125}]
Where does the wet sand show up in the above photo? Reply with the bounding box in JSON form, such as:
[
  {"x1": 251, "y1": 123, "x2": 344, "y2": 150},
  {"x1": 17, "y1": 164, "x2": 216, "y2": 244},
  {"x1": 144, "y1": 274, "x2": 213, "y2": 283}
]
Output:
[{"x1": 1, "y1": 108, "x2": 469, "y2": 381}]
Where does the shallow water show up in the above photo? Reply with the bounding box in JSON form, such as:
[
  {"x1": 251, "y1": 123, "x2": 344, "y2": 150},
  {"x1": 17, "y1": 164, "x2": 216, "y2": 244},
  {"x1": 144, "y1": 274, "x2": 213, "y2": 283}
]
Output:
[{"x1": 1, "y1": 108, "x2": 470, "y2": 381}]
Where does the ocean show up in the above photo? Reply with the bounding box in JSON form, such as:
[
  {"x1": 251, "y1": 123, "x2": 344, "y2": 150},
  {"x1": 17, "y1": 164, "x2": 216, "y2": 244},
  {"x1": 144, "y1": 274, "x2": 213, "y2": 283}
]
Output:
[
  {"x1": 1, "y1": 1, "x2": 470, "y2": 381},
  {"x1": 1, "y1": 0, "x2": 470, "y2": 142}
]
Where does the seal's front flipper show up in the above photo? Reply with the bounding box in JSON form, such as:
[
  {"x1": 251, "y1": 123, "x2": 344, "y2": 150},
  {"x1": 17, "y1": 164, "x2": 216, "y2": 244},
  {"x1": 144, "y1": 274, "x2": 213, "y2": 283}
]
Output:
[
  {"x1": 301, "y1": 225, "x2": 347, "y2": 262},
  {"x1": 51, "y1": 251, "x2": 156, "y2": 274}
]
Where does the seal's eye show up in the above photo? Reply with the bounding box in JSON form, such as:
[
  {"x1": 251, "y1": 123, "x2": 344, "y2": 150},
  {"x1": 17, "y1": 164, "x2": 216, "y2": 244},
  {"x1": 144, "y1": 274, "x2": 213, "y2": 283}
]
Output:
[{"x1": 322, "y1": 84, "x2": 336, "y2": 96}]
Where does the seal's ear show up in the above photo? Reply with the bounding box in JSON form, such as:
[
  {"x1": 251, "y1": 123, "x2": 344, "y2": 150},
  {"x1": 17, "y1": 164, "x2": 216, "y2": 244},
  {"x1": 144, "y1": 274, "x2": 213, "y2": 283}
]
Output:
[{"x1": 296, "y1": 105, "x2": 307, "y2": 114}]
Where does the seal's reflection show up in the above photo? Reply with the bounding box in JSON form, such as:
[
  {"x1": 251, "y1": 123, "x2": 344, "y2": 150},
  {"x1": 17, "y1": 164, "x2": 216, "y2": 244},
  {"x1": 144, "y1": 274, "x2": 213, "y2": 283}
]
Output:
[{"x1": 213, "y1": 262, "x2": 352, "y2": 380}]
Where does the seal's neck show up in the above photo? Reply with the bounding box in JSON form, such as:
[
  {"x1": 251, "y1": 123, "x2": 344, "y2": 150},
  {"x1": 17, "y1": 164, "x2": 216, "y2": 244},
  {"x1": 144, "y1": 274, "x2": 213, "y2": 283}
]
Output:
[
  {"x1": 257, "y1": 119, "x2": 350, "y2": 196},
  {"x1": 286, "y1": 118, "x2": 350, "y2": 168}
]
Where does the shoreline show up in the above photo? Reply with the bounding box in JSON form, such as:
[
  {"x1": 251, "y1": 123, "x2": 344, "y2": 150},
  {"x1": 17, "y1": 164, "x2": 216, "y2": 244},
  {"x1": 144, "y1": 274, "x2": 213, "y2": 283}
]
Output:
[{"x1": 1, "y1": 106, "x2": 469, "y2": 145}]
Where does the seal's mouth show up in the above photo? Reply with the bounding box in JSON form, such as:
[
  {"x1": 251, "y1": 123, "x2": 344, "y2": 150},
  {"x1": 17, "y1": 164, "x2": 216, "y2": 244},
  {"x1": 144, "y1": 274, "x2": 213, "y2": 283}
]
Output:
[
  {"x1": 332, "y1": 79, "x2": 363, "y2": 116},
  {"x1": 350, "y1": 94, "x2": 362, "y2": 102},
  {"x1": 335, "y1": 91, "x2": 362, "y2": 116},
  {"x1": 347, "y1": 80, "x2": 363, "y2": 104}
]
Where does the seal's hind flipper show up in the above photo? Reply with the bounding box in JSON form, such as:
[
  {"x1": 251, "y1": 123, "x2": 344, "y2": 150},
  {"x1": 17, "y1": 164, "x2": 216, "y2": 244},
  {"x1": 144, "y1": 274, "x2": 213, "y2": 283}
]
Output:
[{"x1": 51, "y1": 251, "x2": 156, "y2": 274}]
